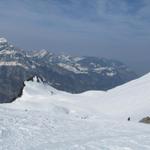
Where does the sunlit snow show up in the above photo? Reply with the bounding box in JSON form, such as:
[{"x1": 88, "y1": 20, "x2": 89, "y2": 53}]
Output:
[{"x1": 1, "y1": 74, "x2": 150, "y2": 150}]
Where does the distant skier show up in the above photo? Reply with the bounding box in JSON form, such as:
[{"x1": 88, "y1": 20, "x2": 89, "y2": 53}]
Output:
[{"x1": 128, "y1": 117, "x2": 130, "y2": 121}]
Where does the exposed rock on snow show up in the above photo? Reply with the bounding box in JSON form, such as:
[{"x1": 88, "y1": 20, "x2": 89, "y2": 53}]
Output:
[{"x1": 140, "y1": 117, "x2": 150, "y2": 124}]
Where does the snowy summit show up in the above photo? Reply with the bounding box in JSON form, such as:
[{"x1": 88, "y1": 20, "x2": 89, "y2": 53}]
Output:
[{"x1": 0, "y1": 37, "x2": 7, "y2": 44}]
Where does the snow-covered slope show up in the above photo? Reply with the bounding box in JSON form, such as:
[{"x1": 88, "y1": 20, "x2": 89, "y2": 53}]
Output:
[
  {"x1": 1, "y1": 74, "x2": 150, "y2": 150},
  {"x1": 9, "y1": 73, "x2": 150, "y2": 121}
]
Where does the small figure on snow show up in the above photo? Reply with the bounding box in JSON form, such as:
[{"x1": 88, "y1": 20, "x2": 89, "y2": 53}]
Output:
[{"x1": 128, "y1": 117, "x2": 130, "y2": 121}]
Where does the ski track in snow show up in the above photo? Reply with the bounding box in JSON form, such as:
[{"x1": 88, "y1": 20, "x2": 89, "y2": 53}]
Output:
[{"x1": 1, "y1": 74, "x2": 150, "y2": 150}]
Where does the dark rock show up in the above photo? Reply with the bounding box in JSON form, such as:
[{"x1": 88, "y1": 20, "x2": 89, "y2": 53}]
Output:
[{"x1": 139, "y1": 117, "x2": 150, "y2": 124}]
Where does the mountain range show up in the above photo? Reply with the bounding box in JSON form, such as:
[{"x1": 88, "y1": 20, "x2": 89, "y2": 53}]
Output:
[{"x1": 0, "y1": 37, "x2": 137, "y2": 103}]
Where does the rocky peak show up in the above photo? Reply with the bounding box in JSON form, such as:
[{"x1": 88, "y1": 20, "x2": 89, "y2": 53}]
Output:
[
  {"x1": 0, "y1": 37, "x2": 8, "y2": 44},
  {"x1": 0, "y1": 37, "x2": 9, "y2": 50}
]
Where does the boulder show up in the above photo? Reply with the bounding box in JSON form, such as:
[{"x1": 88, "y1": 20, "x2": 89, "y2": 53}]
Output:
[{"x1": 139, "y1": 116, "x2": 150, "y2": 124}]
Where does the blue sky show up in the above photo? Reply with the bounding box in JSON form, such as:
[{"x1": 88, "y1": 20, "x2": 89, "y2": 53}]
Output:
[{"x1": 0, "y1": 0, "x2": 150, "y2": 74}]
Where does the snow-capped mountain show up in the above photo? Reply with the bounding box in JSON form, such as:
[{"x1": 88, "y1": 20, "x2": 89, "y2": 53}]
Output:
[
  {"x1": 0, "y1": 37, "x2": 137, "y2": 103},
  {"x1": 1, "y1": 73, "x2": 150, "y2": 149}
]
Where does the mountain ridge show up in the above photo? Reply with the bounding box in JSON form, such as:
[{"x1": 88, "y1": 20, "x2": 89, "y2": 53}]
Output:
[{"x1": 0, "y1": 37, "x2": 137, "y2": 103}]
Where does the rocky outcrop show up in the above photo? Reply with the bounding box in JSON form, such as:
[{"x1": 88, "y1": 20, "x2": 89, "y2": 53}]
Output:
[{"x1": 139, "y1": 117, "x2": 150, "y2": 124}]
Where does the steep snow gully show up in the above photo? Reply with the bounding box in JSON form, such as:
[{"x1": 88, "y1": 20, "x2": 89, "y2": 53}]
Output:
[{"x1": 1, "y1": 74, "x2": 150, "y2": 150}]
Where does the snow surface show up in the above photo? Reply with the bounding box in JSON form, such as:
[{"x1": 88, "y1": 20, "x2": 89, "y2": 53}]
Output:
[
  {"x1": 0, "y1": 50, "x2": 17, "y2": 55},
  {"x1": 58, "y1": 63, "x2": 88, "y2": 74},
  {"x1": 31, "y1": 49, "x2": 50, "y2": 58},
  {"x1": 1, "y1": 74, "x2": 150, "y2": 149},
  {"x1": 0, "y1": 61, "x2": 29, "y2": 69}
]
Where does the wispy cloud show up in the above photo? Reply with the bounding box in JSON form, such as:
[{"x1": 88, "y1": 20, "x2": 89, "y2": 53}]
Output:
[{"x1": 0, "y1": 0, "x2": 150, "y2": 73}]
